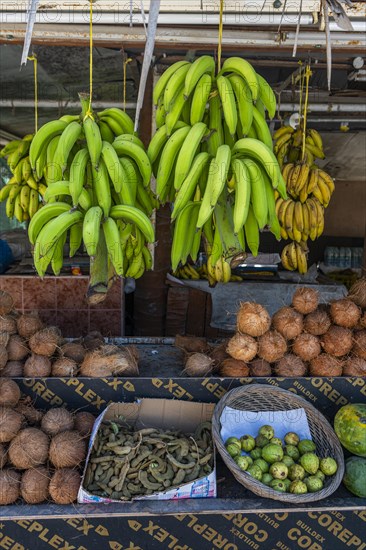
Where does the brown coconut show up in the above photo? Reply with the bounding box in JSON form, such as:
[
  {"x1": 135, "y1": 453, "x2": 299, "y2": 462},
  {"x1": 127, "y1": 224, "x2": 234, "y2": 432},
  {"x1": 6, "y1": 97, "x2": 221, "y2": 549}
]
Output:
[
  {"x1": 52, "y1": 357, "x2": 78, "y2": 377},
  {"x1": 0, "y1": 347, "x2": 8, "y2": 369},
  {"x1": 0, "y1": 378, "x2": 20, "y2": 407},
  {"x1": 184, "y1": 353, "x2": 214, "y2": 377},
  {"x1": 16, "y1": 313, "x2": 43, "y2": 339},
  {"x1": 49, "y1": 469, "x2": 81, "y2": 504},
  {"x1": 7, "y1": 334, "x2": 29, "y2": 361},
  {"x1": 0, "y1": 443, "x2": 7, "y2": 468},
  {"x1": 0, "y1": 291, "x2": 14, "y2": 316},
  {"x1": 359, "y1": 311, "x2": 366, "y2": 329},
  {"x1": 330, "y1": 299, "x2": 361, "y2": 328},
  {"x1": 1, "y1": 361, "x2": 23, "y2": 377},
  {"x1": 274, "y1": 354, "x2": 307, "y2": 377},
  {"x1": 49, "y1": 430, "x2": 86, "y2": 468},
  {"x1": 272, "y1": 307, "x2": 303, "y2": 340},
  {"x1": 21, "y1": 467, "x2": 50, "y2": 504},
  {"x1": 24, "y1": 354, "x2": 52, "y2": 377},
  {"x1": 29, "y1": 327, "x2": 61, "y2": 357},
  {"x1": 249, "y1": 358, "x2": 272, "y2": 377},
  {"x1": 0, "y1": 332, "x2": 9, "y2": 347},
  {"x1": 343, "y1": 356, "x2": 366, "y2": 377},
  {"x1": 348, "y1": 277, "x2": 366, "y2": 308},
  {"x1": 258, "y1": 330, "x2": 287, "y2": 362},
  {"x1": 0, "y1": 469, "x2": 20, "y2": 505},
  {"x1": 321, "y1": 326, "x2": 353, "y2": 357},
  {"x1": 220, "y1": 359, "x2": 249, "y2": 377},
  {"x1": 41, "y1": 408, "x2": 74, "y2": 436},
  {"x1": 292, "y1": 287, "x2": 319, "y2": 314},
  {"x1": 0, "y1": 315, "x2": 17, "y2": 334},
  {"x1": 110, "y1": 348, "x2": 139, "y2": 376},
  {"x1": 79, "y1": 352, "x2": 113, "y2": 377},
  {"x1": 60, "y1": 342, "x2": 86, "y2": 364},
  {"x1": 227, "y1": 333, "x2": 258, "y2": 362},
  {"x1": 15, "y1": 398, "x2": 43, "y2": 425},
  {"x1": 353, "y1": 330, "x2": 366, "y2": 360},
  {"x1": 74, "y1": 411, "x2": 95, "y2": 437},
  {"x1": 310, "y1": 354, "x2": 343, "y2": 377},
  {"x1": 175, "y1": 334, "x2": 211, "y2": 354},
  {"x1": 9, "y1": 428, "x2": 49, "y2": 469},
  {"x1": 0, "y1": 407, "x2": 22, "y2": 442},
  {"x1": 209, "y1": 340, "x2": 230, "y2": 364},
  {"x1": 83, "y1": 331, "x2": 105, "y2": 351},
  {"x1": 237, "y1": 302, "x2": 271, "y2": 337},
  {"x1": 293, "y1": 333, "x2": 321, "y2": 361},
  {"x1": 304, "y1": 309, "x2": 332, "y2": 336}
]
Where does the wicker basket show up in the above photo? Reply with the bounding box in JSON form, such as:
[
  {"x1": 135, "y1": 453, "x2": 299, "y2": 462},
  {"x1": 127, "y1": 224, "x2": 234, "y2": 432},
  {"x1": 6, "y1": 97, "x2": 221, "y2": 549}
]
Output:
[{"x1": 212, "y1": 384, "x2": 345, "y2": 503}]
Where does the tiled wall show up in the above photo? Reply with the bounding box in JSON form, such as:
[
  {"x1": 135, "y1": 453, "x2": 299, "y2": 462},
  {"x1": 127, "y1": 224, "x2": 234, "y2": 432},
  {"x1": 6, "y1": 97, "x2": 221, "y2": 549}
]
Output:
[{"x1": 0, "y1": 276, "x2": 124, "y2": 337}]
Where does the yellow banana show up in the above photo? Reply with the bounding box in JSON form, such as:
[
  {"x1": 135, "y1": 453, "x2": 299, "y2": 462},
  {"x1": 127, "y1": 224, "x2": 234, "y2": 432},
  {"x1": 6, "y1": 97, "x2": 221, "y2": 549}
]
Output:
[
  {"x1": 20, "y1": 184, "x2": 30, "y2": 212},
  {"x1": 318, "y1": 169, "x2": 335, "y2": 195},
  {"x1": 296, "y1": 243, "x2": 308, "y2": 274},
  {"x1": 317, "y1": 178, "x2": 331, "y2": 207},
  {"x1": 273, "y1": 126, "x2": 294, "y2": 141}
]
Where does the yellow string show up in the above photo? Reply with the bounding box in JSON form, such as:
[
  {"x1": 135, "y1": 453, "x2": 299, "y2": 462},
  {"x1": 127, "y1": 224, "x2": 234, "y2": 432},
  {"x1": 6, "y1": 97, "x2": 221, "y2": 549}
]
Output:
[
  {"x1": 85, "y1": 0, "x2": 94, "y2": 119},
  {"x1": 27, "y1": 55, "x2": 38, "y2": 132},
  {"x1": 123, "y1": 57, "x2": 132, "y2": 111},
  {"x1": 302, "y1": 64, "x2": 312, "y2": 161},
  {"x1": 217, "y1": 0, "x2": 224, "y2": 72}
]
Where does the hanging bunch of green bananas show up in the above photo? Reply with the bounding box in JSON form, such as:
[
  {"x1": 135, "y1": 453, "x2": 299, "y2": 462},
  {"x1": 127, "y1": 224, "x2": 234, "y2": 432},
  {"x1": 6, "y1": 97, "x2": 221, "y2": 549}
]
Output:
[
  {"x1": 149, "y1": 56, "x2": 286, "y2": 285},
  {"x1": 273, "y1": 126, "x2": 335, "y2": 275},
  {"x1": 27, "y1": 97, "x2": 155, "y2": 293},
  {"x1": 0, "y1": 134, "x2": 46, "y2": 222}
]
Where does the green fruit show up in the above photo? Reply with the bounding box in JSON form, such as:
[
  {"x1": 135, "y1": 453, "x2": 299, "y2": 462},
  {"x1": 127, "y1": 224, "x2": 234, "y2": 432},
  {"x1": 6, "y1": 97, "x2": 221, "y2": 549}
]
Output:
[
  {"x1": 262, "y1": 443, "x2": 284, "y2": 464},
  {"x1": 298, "y1": 439, "x2": 316, "y2": 455},
  {"x1": 240, "y1": 435, "x2": 256, "y2": 452},
  {"x1": 284, "y1": 444, "x2": 300, "y2": 461},
  {"x1": 271, "y1": 437, "x2": 283, "y2": 447},
  {"x1": 290, "y1": 480, "x2": 308, "y2": 494},
  {"x1": 227, "y1": 443, "x2": 241, "y2": 458},
  {"x1": 270, "y1": 462, "x2": 288, "y2": 480},
  {"x1": 246, "y1": 456, "x2": 253, "y2": 466},
  {"x1": 262, "y1": 473, "x2": 273, "y2": 486},
  {"x1": 254, "y1": 458, "x2": 269, "y2": 473},
  {"x1": 226, "y1": 437, "x2": 241, "y2": 449},
  {"x1": 250, "y1": 447, "x2": 262, "y2": 460},
  {"x1": 334, "y1": 403, "x2": 366, "y2": 458},
  {"x1": 284, "y1": 432, "x2": 300, "y2": 446},
  {"x1": 235, "y1": 455, "x2": 250, "y2": 471},
  {"x1": 320, "y1": 457, "x2": 338, "y2": 476},
  {"x1": 282, "y1": 456, "x2": 295, "y2": 468},
  {"x1": 343, "y1": 456, "x2": 366, "y2": 497},
  {"x1": 288, "y1": 464, "x2": 306, "y2": 481},
  {"x1": 305, "y1": 476, "x2": 324, "y2": 493},
  {"x1": 255, "y1": 434, "x2": 270, "y2": 448},
  {"x1": 300, "y1": 452, "x2": 320, "y2": 475},
  {"x1": 259, "y1": 425, "x2": 274, "y2": 440},
  {"x1": 247, "y1": 464, "x2": 263, "y2": 481},
  {"x1": 283, "y1": 478, "x2": 291, "y2": 491},
  {"x1": 315, "y1": 470, "x2": 325, "y2": 481},
  {"x1": 270, "y1": 479, "x2": 287, "y2": 492}
]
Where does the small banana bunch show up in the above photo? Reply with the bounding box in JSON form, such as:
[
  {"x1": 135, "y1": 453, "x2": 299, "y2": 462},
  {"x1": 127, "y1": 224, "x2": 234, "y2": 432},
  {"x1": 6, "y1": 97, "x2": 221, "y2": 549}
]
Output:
[
  {"x1": 0, "y1": 135, "x2": 46, "y2": 222},
  {"x1": 27, "y1": 99, "x2": 155, "y2": 286},
  {"x1": 281, "y1": 162, "x2": 335, "y2": 206},
  {"x1": 276, "y1": 196, "x2": 324, "y2": 242},
  {"x1": 150, "y1": 56, "x2": 286, "y2": 284},
  {"x1": 174, "y1": 261, "x2": 243, "y2": 283},
  {"x1": 281, "y1": 241, "x2": 309, "y2": 274},
  {"x1": 173, "y1": 264, "x2": 201, "y2": 280},
  {"x1": 273, "y1": 126, "x2": 326, "y2": 168}
]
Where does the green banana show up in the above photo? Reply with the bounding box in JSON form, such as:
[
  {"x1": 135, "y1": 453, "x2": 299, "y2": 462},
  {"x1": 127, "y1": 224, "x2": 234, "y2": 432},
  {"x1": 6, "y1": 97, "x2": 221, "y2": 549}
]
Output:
[
  {"x1": 83, "y1": 116, "x2": 102, "y2": 169},
  {"x1": 164, "y1": 63, "x2": 191, "y2": 112},
  {"x1": 98, "y1": 108, "x2": 134, "y2": 134},
  {"x1": 69, "y1": 222, "x2": 83, "y2": 257},
  {"x1": 147, "y1": 122, "x2": 187, "y2": 166},
  {"x1": 119, "y1": 157, "x2": 139, "y2": 206},
  {"x1": 257, "y1": 73, "x2": 276, "y2": 119},
  {"x1": 99, "y1": 119, "x2": 115, "y2": 143},
  {"x1": 153, "y1": 61, "x2": 190, "y2": 106},
  {"x1": 165, "y1": 85, "x2": 186, "y2": 136},
  {"x1": 53, "y1": 120, "x2": 82, "y2": 177},
  {"x1": 51, "y1": 232, "x2": 68, "y2": 276},
  {"x1": 233, "y1": 138, "x2": 281, "y2": 189},
  {"x1": 173, "y1": 122, "x2": 207, "y2": 190},
  {"x1": 231, "y1": 158, "x2": 251, "y2": 234},
  {"x1": 156, "y1": 125, "x2": 190, "y2": 199},
  {"x1": 92, "y1": 159, "x2": 112, "y2": 218},
  {"x1": 110, "y1": 205, "x2": 154, "y2": 243},
  {"x1": 101, "y1": 141, "x2": 123, "y2": 193},
  {"x1": 244, "y1": 206, "x2": 260, "y2": 257},
  {"x1": 190, "y1": 73, "x2": 212, "y2": 125},
  {"x1": 29, "y1": 119, "x2": 68, "y2": 169},
  {"x1": 171, "y1": 151, "x2": 210, "y2": 219},
  {"x1": 83, "y1": 205, "x2": 103, "y2": 257},
  {"x1": 35, "y1": 209, "x2": 83, "y2": 259},
  {"x1": 112, "y1": 140, "x2": 152, "y2": 187},
  {"x1": 184, "y1": 56, "x2": 215, "y2": 98},
  {"x1": 243, "y1": 158, "x2": 268, "y2": 229},
  {"x1": 171, "y1": 201, "x2": 200, "y2": 270},
  {"x1": 103, "y1": 217, "x2": 124, "y2": 276},
  {"x1": 219, "y1": 57, "x2": 259, "y2": 102},
  {"x1": 69, "y1": 147, "x2": 90, "y2": 207},
  {"x1": 252, "y1": 106, "x2": 273, "y2": 150},
  {"x1": 216, "y1": 75, "x2": 238, "y2": 137}
]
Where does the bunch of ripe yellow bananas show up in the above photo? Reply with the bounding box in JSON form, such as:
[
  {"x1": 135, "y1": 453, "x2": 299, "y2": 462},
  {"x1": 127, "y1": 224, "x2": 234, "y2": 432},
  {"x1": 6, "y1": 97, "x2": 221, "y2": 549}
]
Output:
[
  {"x1": 26, "y1": 100, "x2": 155, "y2": 280},
  {"x1": 150, "y1": 56, "x2": 286, "y2": 284},
  {"x1": 0, "y1": 135, "x2": 46, "y2": 222},
  {"x1": 274, "y1": 126, "x2": 335, "y2": 275},
  {"x1": 174, "y1": 262, "x2": 243, "y2": 283}
]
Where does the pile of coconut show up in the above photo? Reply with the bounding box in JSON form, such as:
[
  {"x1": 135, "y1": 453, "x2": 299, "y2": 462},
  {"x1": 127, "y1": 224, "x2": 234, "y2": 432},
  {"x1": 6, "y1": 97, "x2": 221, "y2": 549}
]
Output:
[
  {"x1": 178, "y1": 282, "x2": 366, "y2": 378},
  {"x1": 0, "y1": 377, "x2": 96, "y2": 505},
  {"x1": 0, "y1": 290, "x2": 139, "y2": 378}
]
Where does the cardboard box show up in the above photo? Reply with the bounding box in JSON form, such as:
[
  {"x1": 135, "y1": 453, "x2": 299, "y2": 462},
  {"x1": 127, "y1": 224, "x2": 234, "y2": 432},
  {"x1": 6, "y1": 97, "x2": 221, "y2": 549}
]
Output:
[{"x1": 78, "y1": 399, "x2": 216, "y2": 503}]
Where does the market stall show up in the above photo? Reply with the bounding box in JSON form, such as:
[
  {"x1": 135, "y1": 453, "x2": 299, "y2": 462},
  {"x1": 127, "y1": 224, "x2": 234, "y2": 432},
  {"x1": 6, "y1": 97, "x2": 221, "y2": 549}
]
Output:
[{"x1": 0, "y1": 1, "x2": 365, "y2": 548}]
